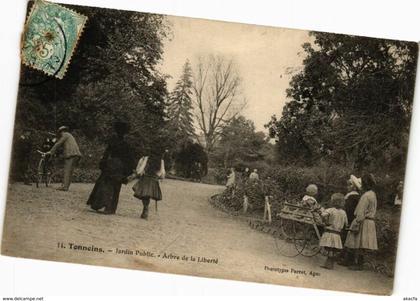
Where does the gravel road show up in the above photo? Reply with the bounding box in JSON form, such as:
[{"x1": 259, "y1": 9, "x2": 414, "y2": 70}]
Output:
[{"x1": 1, "y1": 180, "x2": 393, "y2": 294}]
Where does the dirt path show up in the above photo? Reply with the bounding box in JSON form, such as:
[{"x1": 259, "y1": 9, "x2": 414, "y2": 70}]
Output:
[{"x1": 1, "y1": 180, "x2": 392, "y2": 295}]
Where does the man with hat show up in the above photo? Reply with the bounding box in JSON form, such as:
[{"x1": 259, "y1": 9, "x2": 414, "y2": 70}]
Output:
[{"x1": 47, "y1": 126, "x2": 82, "y2": 191}]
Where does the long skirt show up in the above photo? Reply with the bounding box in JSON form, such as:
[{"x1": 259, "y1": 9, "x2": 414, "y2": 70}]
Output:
[
  {"x1": 320, "y1": 232, "x2": 343, "y2": 249},
  {"x1": 132, "y1": 175, "x2": 162, "y2": 201},
  {"x1": 87, "y1": 173, "x2": 123, "y2": 213},
  {"x1": 345, "y1": 219, "x2": 378, "y2": 250}
]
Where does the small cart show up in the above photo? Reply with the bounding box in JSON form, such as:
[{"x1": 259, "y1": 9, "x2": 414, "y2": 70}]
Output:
[{"x1": 273, "y1": 202, "x2": 325, "y2": 257}]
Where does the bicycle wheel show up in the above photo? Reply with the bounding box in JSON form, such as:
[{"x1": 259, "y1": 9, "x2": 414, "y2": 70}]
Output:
[
  {"x1": 36, "y1": 158, "x2": 45, "y2": 188},
  {"x1": 45, "y1": 172, "x2": 50, "y2": 187},
  {"x1": 46, "y1": 168, "x2": 58, "y2": 186},
  {"x1": 44, "y1": 159, "x2": 51, "y2": 187},
  {"x1": 43, "y1": 156, "x2": 57, "y2": 187}
]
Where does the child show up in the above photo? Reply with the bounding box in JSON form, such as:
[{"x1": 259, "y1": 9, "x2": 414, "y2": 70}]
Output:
[
  {"x1": 249, "y1": 169, "x2": 260, "y2": 181},
  {"x1": 345, "y1": 173, "x2": 378, "y2": 270},
  {"x1": 301, "y1": 184, "x2": 319, "y2": 209},
  {"x1": 394, "y1": 180, "x2": 403, "y2": 206},
  {"x1": 129, "y1": 152, "x2": 166, "y2": 219},
  {"x1": 338, "y1": 175, "x2": 361, "y2": 266},
  {"x1": 319, "y1": 193, "x2": 348, "y2": 269},
  {"x1": 226, "y1": 167, "x2": 236, "y2": 197}
]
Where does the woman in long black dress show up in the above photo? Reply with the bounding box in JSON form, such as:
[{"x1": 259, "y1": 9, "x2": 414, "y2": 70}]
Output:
[{"x1": 87, "y1": 121, "x2": 135, "y2": 214}]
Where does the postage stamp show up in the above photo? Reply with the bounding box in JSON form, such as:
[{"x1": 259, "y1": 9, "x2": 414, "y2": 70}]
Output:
[{"x1": 21, "y1": 0, "x2": 87, "y2": 79}]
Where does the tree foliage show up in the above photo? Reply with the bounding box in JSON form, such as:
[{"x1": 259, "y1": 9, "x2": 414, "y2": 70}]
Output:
[
  {"x1": 16, "y1": 4, "x2": 171, "y2": 159},
  {"x1": 174, "y1": 141, "x2": 208, "y2": 178},
  {"x1": 266, "y1": 32, "x2": 418, "y2": 174},
  {"x1": 166, "y1": 60, "x2": 195, "y2": 148},
  {"x1": 212, "y1": 116, "x2": 267, "y2": 168}
]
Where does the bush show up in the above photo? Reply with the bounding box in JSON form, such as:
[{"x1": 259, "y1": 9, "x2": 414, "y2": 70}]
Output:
[
  {"x1": 49, "y1": 167, "x2": 101, "y2": 183},
  {"x1": 214, "y1": 162, "x2": 403, "y2": 276},
  {"x1": 201, "y1": 167, "x2": 227, "y2": 185},
  {"x1": 74, "y1": 133, "x2": 106, "y2": 169}
]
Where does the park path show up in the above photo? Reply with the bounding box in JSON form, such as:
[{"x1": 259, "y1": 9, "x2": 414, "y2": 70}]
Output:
[{"x1": 1, "y1": 180, "x2": 392, "y2": 295}]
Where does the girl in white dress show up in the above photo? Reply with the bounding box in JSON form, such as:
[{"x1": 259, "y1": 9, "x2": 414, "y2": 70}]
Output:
[
  {"x1": 345, "y1": 173, "x2": 378, "y2": 270},
  {"x1": 319, "y1": 193, "x2": 348, "y2": 269},
  {"x1": 226, "y1": 167, "x2": 236, "y2": 188}
]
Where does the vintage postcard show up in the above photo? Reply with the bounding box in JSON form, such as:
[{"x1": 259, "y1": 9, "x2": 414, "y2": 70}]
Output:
[{"x1": 1, "y1": 0, "x2": 418, "y2": 295}]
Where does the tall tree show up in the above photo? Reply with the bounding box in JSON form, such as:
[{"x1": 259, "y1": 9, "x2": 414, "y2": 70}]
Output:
[
  {"x1": 166, "y1": 60, "x2": 195, "y2": 147},
  {"x1": 191, "y1": 55, "x2": 246, "y2": 153},
  {"x1": 16, "y1": 4, "x2": 172, "y2": 158},
  {"x1": 266, "y1": 32, "x2": 418, "y2": 173}
]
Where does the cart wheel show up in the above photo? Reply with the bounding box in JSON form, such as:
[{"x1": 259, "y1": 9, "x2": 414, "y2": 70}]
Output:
[
  {"x1": 274, "y1": 219, "x2": 300, "y2": 257},
  {"x1": 293, "y1": 223, "x2": 321, "y2": 257},
  {"x1": 279, "y1": 217, "x2": 296, "y2": 239},
  {"x1": 319, "y1": 247, "x2": 329, "y2": 257}
]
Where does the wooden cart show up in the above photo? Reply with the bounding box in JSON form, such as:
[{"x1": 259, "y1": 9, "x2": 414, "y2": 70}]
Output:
[{"x1": 273, "y1": 202, "x2": 325, "y2": 257}]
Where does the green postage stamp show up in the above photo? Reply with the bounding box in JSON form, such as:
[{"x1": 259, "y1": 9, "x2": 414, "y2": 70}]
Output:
[{"x1": 21, "y1": 0, "x2": 87, "y2": 79}]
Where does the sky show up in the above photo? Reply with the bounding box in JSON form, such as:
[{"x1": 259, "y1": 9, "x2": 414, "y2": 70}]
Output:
[{"x1": 159, "y1": 15, "x2": 311, "y2": 132}]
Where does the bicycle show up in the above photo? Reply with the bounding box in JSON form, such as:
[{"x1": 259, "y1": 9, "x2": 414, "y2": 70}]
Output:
[{"x1": 35, "y1": 150, "x2": 55, "y2": 188}]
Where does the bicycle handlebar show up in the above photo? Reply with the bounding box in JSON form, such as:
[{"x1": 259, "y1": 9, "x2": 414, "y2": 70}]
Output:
[{"x1": 37, "y1": 150, "x2": 49, "y2": 156}]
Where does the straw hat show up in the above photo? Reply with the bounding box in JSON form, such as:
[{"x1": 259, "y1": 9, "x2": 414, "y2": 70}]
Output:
[
  {"x1": 349, "y1": 175, "x2": 362, "y2": 190},
  {"x1": 57, "y1": 125, "x2": 69, "y2": 132}
]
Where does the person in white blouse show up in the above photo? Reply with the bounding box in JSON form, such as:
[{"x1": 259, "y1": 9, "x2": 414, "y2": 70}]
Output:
[
  {"x1": 345, "y1": 173, "x2": 378, "y2": 270},
  {"x1": 130, "y1": 151, "x2": 166, "y2": 220}
]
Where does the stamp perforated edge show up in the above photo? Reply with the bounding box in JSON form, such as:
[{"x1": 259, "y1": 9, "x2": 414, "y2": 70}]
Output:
[{"x1": 20, "y1": 0, "x2": 88, "y2": 79}]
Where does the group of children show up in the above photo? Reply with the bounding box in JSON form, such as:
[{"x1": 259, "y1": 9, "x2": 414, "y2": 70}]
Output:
[{"x1": 299, "y1": 174, "x2": 378, "y2": 270}]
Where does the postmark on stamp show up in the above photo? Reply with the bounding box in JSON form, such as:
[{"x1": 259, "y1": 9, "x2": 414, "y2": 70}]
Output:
[{"x1": 21, "y1": 0, "x2": 87, "y2": 79}]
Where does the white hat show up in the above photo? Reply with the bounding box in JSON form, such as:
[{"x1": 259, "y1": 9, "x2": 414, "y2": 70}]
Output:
[{"x1": 350, "y1": 175, "x2": 362, "y2": 190}]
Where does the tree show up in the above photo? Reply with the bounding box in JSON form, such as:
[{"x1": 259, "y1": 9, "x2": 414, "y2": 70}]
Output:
[
  {"x1": 166, "y1": 60, "x2": 195, "y2": 147},
  {"x1": 16, "y1": 4, "x2": 172, "y2": 160},
  {"x1": 174, "y1": 141, "x2": 207, "y2": 178},
  {"x1": 266, "y1": 32, "x2": 418, "y2": 173},
  {"x1": 212, "y1": 116, "x2": 267, "y2": 168},
  {"x1": 191, "y1": 55, "x2": 246, "y2": 153}
]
